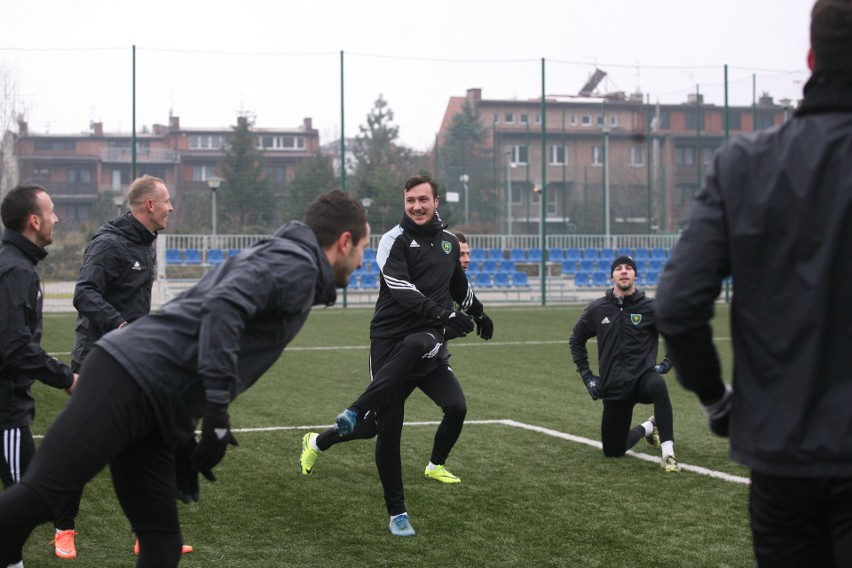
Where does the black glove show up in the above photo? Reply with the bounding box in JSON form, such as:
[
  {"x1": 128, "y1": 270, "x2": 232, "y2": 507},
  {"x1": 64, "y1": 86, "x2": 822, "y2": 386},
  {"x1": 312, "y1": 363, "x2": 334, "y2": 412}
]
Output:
[
  {"x1": 700, "y1": 383, "x2": 733, "y2": 437},
  {"x1": 473, "y1": 312, "x2": 494, "y2": 340},
  {"x1": 580, "y1": 369, "x2": 603, "y2": 400},
  {"x1": 175, "y1": 436, "x2": 216, "y2": 504},
  {"x1": 654, "y1": 359, "x2": 672, "y2": 375},
  {"x1": 438, "y1": 309, "x2": 474, "y2": 337},
  {"x1": 191, "y1": 402, "x2": 239, "y2": 473}
]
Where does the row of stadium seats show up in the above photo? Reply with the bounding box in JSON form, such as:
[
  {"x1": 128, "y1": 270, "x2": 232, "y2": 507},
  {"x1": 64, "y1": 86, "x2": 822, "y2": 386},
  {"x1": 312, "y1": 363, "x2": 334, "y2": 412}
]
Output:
[
  {"x1": 347, "y1": 271, "x2": 531, "y2": 289},
  {"x1": 165, "y1": 248, "x2": 241, "y2": 266},
  {"x1": 574, "y1": 271, "x2": 660, "y2": 287},
  {"x1": 467, "y1": 247, "x2": 671, "y2": 262},
  {"x1": 562, "y1": 259, "x2": 667, "y2": 276}
]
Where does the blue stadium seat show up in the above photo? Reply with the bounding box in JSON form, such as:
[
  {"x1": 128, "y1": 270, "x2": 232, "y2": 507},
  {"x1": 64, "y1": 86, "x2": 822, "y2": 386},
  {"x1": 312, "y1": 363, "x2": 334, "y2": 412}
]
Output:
[
  {"x1": 493, "y1": 272, "x2": 510, "y2": 288},
  {"x1": 579, "y1": 259, "x2": 595, "y2": 272},
  {"x1": 207, "y1": 249, "x2": 225, "y2": 265},
  {"x1": 583, "y1": 247, "x2": 599, "y2": 260},
  {"x1": 166, "y1": 249, "x2": 182, "y2": 264},
  {"x1": 183, "y1": 249, "x2": 202, "y2": 265},
  {"x1": 649, "y1": 259, "x2": 664, "y2": 272},
  {"x1": 651, "y1": 247, "x2": 668, "y2": 260},
  {"x1": 512, "y1": 271, "x2": 529, "y2": 287},
  {"x1": 617, "y1": 247, "x2": 632, "y2": 257},
  {"x1": 363, "y1": 248, "x2": 377, "y2": 262},
  {"x1": 561, "y1": 260, "x2": 577, "y2": 275},
  {"x1": 566, "y1": 247, "x2": 582, "y2": 261},
  {"x1": 228, "y1": 248, "x2": 241, "y2": 257},
  {"x1": 360, "y1": 273, "x2": 379, "y2": 288},
  {"x1": 500, "y1": 260, "x2": 515, "y2": 273},
  {"x1": 481, "y1": 260, "x2": 498, "y2": 273},
  {"x1": 348, "y1": 273, "x2": 359, "y2": 289},
  {"x1": 548, "y1": 248, "x2": 564, "y2": 262},
  {"x1": 474, "y1": 273, "x2": 493, "y2": 288},
  {"x1": 645, "y1": 271, "x2": 660, "y2": 286},
  {"x1": 471, "y1": 248, "x2": 486, "y2": 262},
  {"x1": 600, "y1": 248, "x2": 616, "y2": 263},
  {"x1": 509, "y1": 248, "x2": 526, "y2": 262},
  {"x1": 634, "y1": 247, "x2": 650, "y2": 261},
  {"x1": 592, "y1": 271, "x2": 610, "y2": 287},
  {"x1": 574, "y1": 272, "x2": 591, "y2": 287},
  {"x1": 489, "y1": 247, "x2": 505, "y2": 261},
  {"x1": 527, "y1": 248, "x2": 542, "y2": 262}
]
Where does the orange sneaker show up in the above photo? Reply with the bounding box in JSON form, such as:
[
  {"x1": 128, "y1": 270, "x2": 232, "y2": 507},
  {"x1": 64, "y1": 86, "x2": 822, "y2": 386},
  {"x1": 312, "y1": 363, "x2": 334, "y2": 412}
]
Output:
[
  {"x1": 52, "y1": 529, "x2": 78, "y2": 559},
  {"x1": 134, "y1": 539, "x2": 194, "y2": 555}
]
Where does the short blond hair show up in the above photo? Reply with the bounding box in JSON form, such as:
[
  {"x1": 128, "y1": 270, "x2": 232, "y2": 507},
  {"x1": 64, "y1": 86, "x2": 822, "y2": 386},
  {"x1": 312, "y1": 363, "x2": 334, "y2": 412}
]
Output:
[{"x1": 128, "y1": 175, "x2": 165, "y2": 206}]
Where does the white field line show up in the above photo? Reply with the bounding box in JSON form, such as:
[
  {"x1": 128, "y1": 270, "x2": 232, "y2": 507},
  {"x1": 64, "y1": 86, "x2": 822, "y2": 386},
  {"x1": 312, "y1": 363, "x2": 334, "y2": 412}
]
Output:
[
  {"x1": 45, "y1": 337, "x2": 733, "y2": 357},
  {"x1": 210, "y1": 418, "x2": 751, "y2": 486}
]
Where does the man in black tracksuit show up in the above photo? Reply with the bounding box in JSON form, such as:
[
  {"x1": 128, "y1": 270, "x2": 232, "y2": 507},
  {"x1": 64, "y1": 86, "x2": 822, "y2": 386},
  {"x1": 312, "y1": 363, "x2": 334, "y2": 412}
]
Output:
[
  {"x1": 569, "y1": 255, "x2": 679, "y2": 472},
  {"x1": 656, "y1": 2, "x2": 852, "y2": 564},
  {"x1": 0, "y1": 190, "x2": 369, "y2": 568},
  {"x1": 50, "y1": 175, "x2": 175, "y2": 560},
  {"x1": 331, "y1": 175, "x2": 493, "y2": 537},
  {"x1": 0, "y1": 184, "x2": 77, "y2": 568}
]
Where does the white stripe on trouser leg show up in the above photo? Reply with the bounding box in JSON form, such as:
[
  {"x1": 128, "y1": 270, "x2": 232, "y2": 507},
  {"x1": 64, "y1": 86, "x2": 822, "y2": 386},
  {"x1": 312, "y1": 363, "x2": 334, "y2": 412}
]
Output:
[{"x1": 3, "y1": 428, "x2": 21, "y2": 482}]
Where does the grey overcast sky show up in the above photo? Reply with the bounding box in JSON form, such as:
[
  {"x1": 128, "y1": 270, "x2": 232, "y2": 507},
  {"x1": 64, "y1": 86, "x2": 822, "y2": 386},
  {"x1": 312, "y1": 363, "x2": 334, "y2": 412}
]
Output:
[{"x1": 2, "y1": 0, "x2": 813, "y2": 149}]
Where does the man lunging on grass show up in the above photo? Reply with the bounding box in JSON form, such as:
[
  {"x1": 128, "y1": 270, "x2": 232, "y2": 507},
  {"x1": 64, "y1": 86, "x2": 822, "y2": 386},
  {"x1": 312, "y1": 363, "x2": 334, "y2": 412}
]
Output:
[{"x1": 569, "y1": 255, "x2": 680, "y2": 472}]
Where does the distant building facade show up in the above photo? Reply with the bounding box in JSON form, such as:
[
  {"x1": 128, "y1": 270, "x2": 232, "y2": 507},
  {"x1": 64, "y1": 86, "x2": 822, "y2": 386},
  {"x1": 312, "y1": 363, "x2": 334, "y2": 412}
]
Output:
[
  {"x1": 2, "y1": 115, "x2": 320, "y2": 232},
  {"x1": 437, "y1": 87, "x2": 793, "y2": 234}
]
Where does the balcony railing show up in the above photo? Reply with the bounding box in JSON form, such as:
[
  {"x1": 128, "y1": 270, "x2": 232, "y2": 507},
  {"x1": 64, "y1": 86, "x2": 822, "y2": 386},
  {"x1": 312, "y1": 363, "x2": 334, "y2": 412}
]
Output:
[{"x1": 100, "y1": 148, "x2": 180, "y2": 163}]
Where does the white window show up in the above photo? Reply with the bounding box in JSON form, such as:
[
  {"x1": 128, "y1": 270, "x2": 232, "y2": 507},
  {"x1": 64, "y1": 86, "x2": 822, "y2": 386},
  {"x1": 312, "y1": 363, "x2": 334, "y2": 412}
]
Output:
[
  {"x1": 534, "y1": 113, "x2": 541, "y2": 125},
  {"x1": 629, "y1": 147, "x2": 644, "y2": 167},
  {"x1": 192, "y1": 164, "x2": 217, "y2": 182},
  {"x1": 520, "y1": 114, "x2": 529, "y2": 125},
  {"x1": 596, "y1": 115, "x2": 605, "y2": 126},
  {"x1": 505, "y1": 113, "x2": 515, "y2": 124},
  {"x1": 592, "y1": 146, "x2": 603, "y2": 166},
  {"x1": 189, "y1": 135, "x2": 224, "y2": 150},
  {"x1": 508, "y1": 145, "x2": 528, "y2": 165},
  {"x1": 257, "y1": 135, "x2": 306, "y2": 151},
  {"x1": 581, "y1": 115, "x2": 592, "y2": 126},
  {"x1": 550, "y1": 145, "x2": 567, "y2": 165},
  {"x1": 610, "y1": 115, "x2": 618, "y2": 127},
  {"x1": 493, "y1": 113, "x2": 500, "y2": 125},
  {"x1": 570, "y1": 114, "x2": 578, "y2": 126}
]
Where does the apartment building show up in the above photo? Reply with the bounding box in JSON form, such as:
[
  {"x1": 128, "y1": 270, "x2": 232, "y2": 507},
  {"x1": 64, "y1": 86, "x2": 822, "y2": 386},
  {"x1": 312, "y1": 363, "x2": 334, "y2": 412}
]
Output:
[
  {"x1": 3, "y1": 115, "x2": 319, "y2": 231},
  {"x1": 438, "y1": 87, "x2": 792, "y2": 234}
]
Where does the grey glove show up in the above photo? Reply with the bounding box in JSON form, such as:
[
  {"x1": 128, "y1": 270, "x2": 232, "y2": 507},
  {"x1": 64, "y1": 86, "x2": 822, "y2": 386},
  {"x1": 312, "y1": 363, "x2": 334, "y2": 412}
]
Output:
[{"x1": 700, "y1": 383, "x2": 733, "y2": 437}]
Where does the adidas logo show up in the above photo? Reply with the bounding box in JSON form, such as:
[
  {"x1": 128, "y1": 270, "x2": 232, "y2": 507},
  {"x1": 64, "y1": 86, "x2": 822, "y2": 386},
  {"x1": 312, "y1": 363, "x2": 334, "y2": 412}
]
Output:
[
  {"x1": 410, "y1": 240, "x2": 420, "y2": 248},
  {"x1": 601, "y1": 317, "x2": 611, "y2": 324},
  {"x1": 131, "y1": 261, "x2": 142, "y2": 271}
]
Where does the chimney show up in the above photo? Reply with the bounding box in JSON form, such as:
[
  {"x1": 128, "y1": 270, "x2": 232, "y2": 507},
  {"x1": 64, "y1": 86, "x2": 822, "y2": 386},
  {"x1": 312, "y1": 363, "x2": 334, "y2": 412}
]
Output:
[
  {"x1": 686, "y1": 93, "x2": 704, "y2": 105},
  {"x1": 169, "y1": 116, "x2": 180, "y2": 130},
  {"x1": 237, "y1": 116, "x2": 248, "y2": 129},
  {"x1": 467, "y1": 88, "x2": 482, "y2": 104},
  {"x1": 303, "y1": 117, "x2": 313, "y2": 131},
  {"x1": 17, "y1": 119, "x2": 28, "y2": 136},
  {"x1": 93, "y1": 122, "x2": 103, "y2": 136}
]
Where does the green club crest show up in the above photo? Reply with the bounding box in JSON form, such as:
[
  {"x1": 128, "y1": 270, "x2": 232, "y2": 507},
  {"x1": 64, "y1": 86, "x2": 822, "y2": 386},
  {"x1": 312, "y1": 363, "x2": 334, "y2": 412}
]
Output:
[
  {"x1": 441, "y1": 241, "x2": 452, "y2": 254},
  {"x1": 630, "y1": 314, "x2": 642, "y2": 325}
]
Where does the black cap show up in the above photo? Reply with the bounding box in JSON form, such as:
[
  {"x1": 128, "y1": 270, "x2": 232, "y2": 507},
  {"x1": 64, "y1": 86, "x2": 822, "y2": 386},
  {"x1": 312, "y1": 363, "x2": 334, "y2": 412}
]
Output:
[{"x1": 611, "y1": 255, "x2": 638, "y2": 277}]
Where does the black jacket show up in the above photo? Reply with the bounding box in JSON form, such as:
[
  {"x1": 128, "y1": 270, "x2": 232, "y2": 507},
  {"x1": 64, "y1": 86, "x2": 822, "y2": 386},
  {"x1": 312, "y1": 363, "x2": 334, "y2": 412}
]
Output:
[
  {"x1": 655, "y1": 73, "x2": 852, "y2": 476},
  {"x1": 0, "y1": 229, "x2": 74, "y2": 429},
  {"x1": 569, "y1": 288, "x2": 661, "y2": 400},
  {"x1": 371, "y1": 214, "x2": 481, "y2": 339},
  {"x1": 71, "y1": 212, "x2": 157, "y2": 364},
  {"x1": 97, "y1": 221, "x2": 336, "y2": 444}
]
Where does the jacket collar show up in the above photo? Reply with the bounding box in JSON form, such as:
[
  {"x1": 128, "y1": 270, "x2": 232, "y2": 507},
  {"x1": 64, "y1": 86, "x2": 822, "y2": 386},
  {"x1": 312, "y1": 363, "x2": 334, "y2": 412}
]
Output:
[
  {"x1": 271, "y1": 221, "x2": 337, "y2": 307},
  {"x1": 795, "y1": 72, "x2": 852, "y2": 117},
  {"x1": 97, "y1": 212, "x2": 157, "y2": 245},
  {"x1": 2, "y1": 228, "x2": 47, "y2": 265},
  {"x1": 400, "y1": 212, "x2": 445, "y2": 237}
]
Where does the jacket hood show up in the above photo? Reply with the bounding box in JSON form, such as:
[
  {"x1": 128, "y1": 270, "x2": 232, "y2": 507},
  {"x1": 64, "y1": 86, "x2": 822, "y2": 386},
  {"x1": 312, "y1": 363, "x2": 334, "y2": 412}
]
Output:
[
  {"x1": 272, "y1": 221, "x2": 337, "y2": 306},
  {"x1": 795, "y1": 72, "x2": 852, "y2": 117},
  {"x1": 94, "y1": 212, "x2": 157, "y2": 246},
  {"x1": 2, "y1": 228, "x2": 47, "y2": 264}
]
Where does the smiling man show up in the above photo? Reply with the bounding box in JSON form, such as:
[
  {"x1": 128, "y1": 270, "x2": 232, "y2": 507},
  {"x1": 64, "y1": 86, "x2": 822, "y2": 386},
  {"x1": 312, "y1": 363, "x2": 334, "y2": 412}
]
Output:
[{"x1": 568, "y1": 255, "x2": 679, "y2": 472}]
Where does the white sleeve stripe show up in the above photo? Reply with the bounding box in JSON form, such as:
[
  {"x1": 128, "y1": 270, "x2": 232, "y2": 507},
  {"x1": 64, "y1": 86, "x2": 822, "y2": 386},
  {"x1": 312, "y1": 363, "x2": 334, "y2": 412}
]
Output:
[{"x1": 383, "y1": 273, "x2": 423, "y2": 294}]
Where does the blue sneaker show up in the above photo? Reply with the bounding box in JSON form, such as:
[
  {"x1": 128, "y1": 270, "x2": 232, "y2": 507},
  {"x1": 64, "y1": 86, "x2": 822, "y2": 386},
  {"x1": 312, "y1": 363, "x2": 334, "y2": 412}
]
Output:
[
  {"x1": 389, "y1": 513, "x2": 416, "y2": 537},
  {"x1": 335, "y1": 409, "x2": 357, "y2": 436}
]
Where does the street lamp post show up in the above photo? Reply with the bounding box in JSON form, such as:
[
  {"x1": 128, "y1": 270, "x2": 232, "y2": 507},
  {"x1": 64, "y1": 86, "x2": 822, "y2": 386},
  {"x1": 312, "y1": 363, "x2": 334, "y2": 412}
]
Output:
[
  {"x1": 459, "y1": 174, "x2": 469, "y2": 225},
  {"x1": 601, "y1": 126, "x2": 611, "y2": 249},
  {"x1": 206, "y1": 175, "x2": 223, "y2": 247}
]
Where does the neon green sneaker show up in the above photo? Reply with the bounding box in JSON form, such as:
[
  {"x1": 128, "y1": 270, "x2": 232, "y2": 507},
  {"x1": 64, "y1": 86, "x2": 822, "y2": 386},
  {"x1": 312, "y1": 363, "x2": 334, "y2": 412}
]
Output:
[
  {"x1": 424, "y1": 464, "x2": 461, "y2": 484},
  {"x1": 300, "y1": 432, "x2": 319, "y2": 475},
  {"x1": 645, "y1": 416, "x2": 660, "y2": 448},
  {"x1": 661, "y1": 455, "x2": 681, "y2": 473}
]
